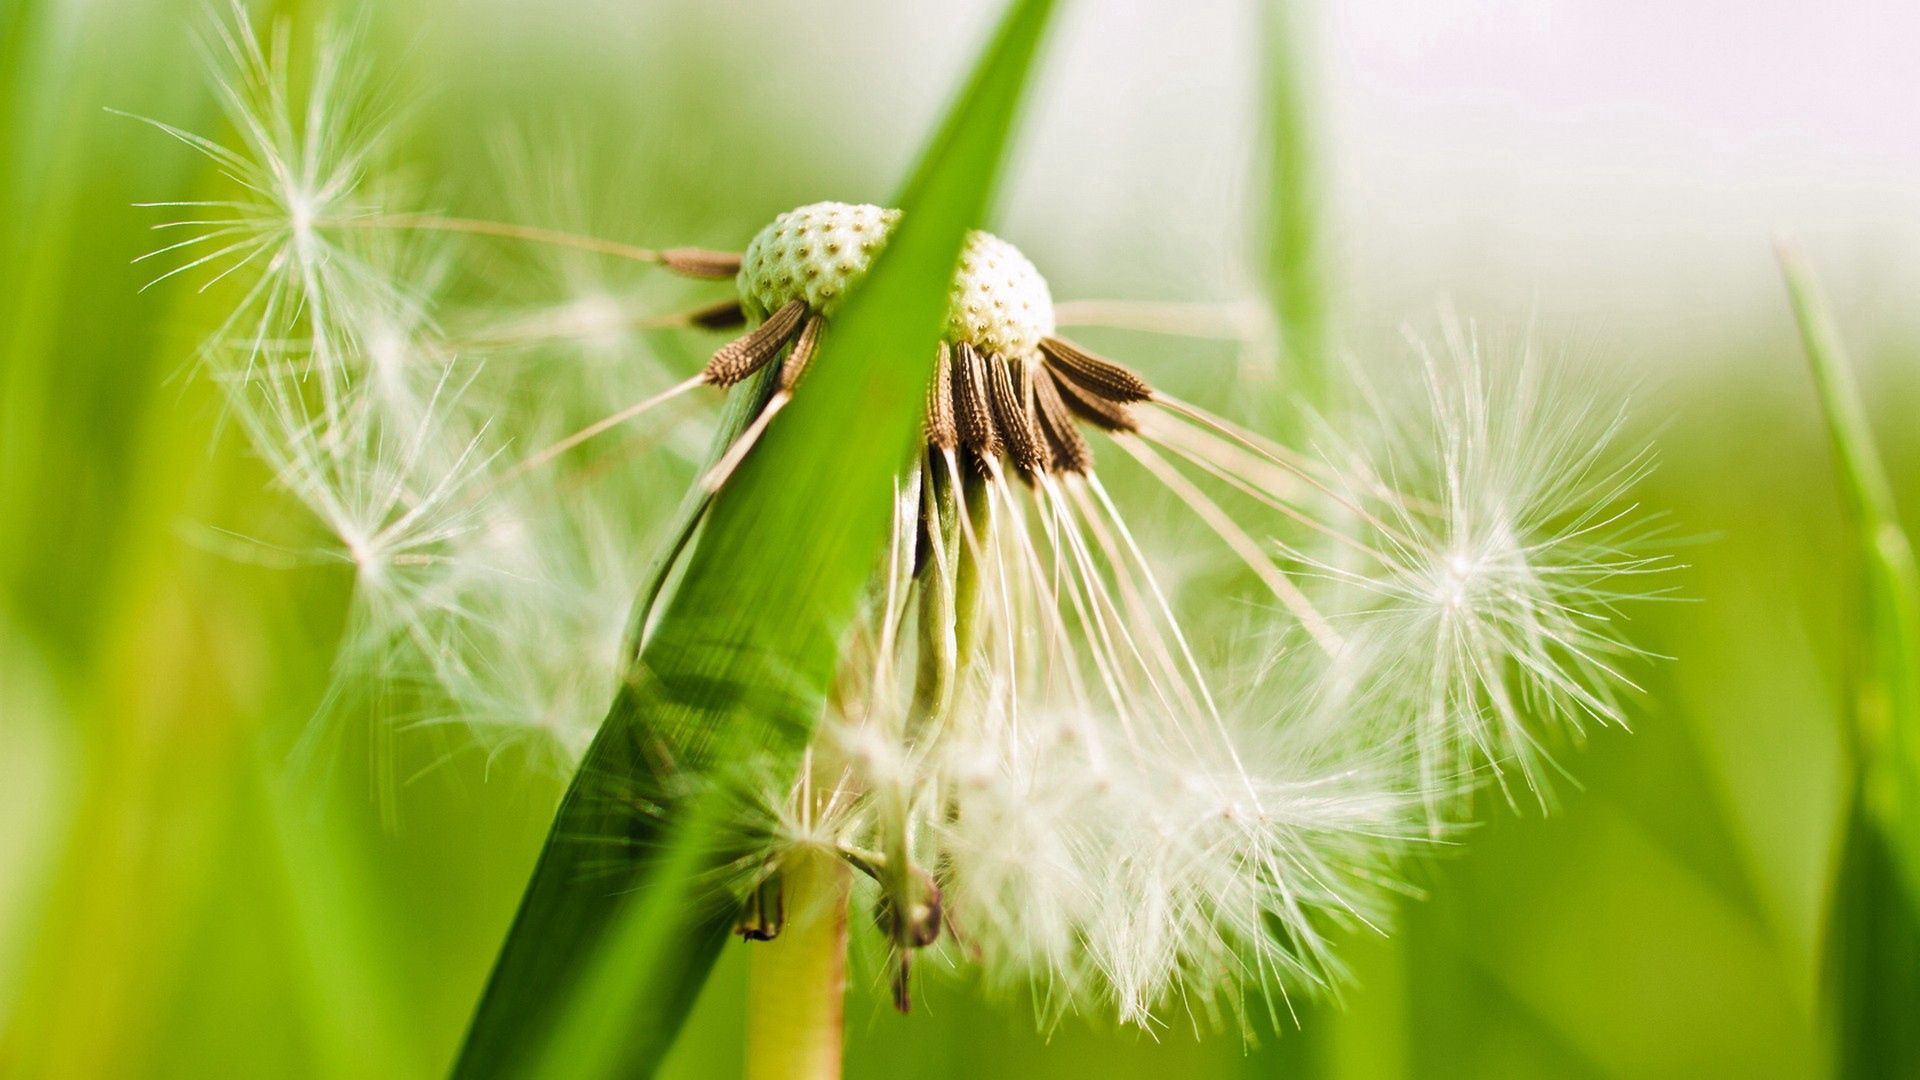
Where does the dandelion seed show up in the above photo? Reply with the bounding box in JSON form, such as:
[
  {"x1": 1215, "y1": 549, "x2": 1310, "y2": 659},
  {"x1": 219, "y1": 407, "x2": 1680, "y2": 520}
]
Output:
[
  {"x1": 133, "y1": 9, "x2": 713, "y2": 776},
  {"x1": 1306, "y1": 323, "x2": 1668, "y2": 809}
]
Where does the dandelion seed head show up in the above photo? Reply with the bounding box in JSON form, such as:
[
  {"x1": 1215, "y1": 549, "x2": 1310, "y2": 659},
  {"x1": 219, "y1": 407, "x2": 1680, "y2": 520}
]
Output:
[
  {"x1": 739, "y1": 202, "x2": 898, "y2": 318},
  {"x1": 738, "y1": 201, "x2": 1055, "y2": 355},
  {"x1": 946, "y1": 228, "x2": 1055, "y2": 356}
]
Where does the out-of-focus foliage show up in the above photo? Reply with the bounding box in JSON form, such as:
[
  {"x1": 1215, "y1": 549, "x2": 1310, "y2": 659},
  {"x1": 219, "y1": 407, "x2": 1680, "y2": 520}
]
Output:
[{"x1": 0, "y1": 1, "x2": 1908, "y2": 1078}]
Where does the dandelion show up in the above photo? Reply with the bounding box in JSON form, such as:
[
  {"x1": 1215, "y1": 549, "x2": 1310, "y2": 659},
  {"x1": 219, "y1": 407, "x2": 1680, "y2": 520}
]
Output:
[
  {"x1": 645, "y1": 203, "x2": 1657, "y2": 1026},
  {"x1": 137, "y1": 9, "x2": 1662, "y2": 1074}
]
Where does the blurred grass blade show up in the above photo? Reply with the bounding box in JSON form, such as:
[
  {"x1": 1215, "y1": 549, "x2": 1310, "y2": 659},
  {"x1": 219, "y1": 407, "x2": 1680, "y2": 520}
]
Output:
[
  {"x1": 1248, "y1": 3, "x2": 1345, "y2": 1063},
  {"x1": 1823, "y1": 807, "x2": 1920, "y2": 1077},
  {"x1": 1256, "y1": 0, "x2": 1326, "y2": 411},
  {"x1": 1779, "y1": 244, "x2": 1920, "y2": 1077},
  {"x1": 261, "y1": 772, "x2": 424, "y2": 1079},
  {"x1": 1780, "y1": 245, "x2": 1920, "y2": 877},
  {"x1": 454, "y1": 1, "x2": 1060, "y2": 1076}
]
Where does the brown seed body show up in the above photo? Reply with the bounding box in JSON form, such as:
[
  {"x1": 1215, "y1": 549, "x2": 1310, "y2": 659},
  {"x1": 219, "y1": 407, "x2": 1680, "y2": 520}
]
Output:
[
  {"x1": 1030, "y1": 369, "x2": 1093, "y2": 473},
  {"x1": 926, "y1": 344, "x2": 959, "y2": 451},
  {"x1": 659, "y1": 247, "x2": 746, "y2": 280},
  {"x1": 704, "y1": 299, "x2": 808, "y2": 386},
  {"x1": 989, "y1": 358, "x2": 1053, "y2": 476},
  {"x1": 952, "y1": 343, "x2": 1004, "y2": 461},
  {"x1": 1039, "y1": 336, "x2": 1155, "y2": 403}
]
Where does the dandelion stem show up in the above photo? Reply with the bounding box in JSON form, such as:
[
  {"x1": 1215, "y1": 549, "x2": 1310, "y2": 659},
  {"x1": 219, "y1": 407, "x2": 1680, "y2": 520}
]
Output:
[{"x1": 744, "y1": 849, "x2": 852, "y2": 1080}]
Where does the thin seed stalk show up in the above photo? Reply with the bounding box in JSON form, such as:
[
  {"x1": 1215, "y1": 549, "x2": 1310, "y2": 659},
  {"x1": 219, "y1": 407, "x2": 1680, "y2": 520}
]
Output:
[{"x1": 745, "y1": 848, "x2": 853, "y2": 1080}]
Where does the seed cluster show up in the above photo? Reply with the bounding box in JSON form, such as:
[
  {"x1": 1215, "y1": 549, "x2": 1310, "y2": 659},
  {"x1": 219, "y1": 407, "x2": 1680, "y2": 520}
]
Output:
[
  {"x1": 738, "y1": 202, "x2": 900, "y2": 320},
  {"x1": 715, "y1": 202, "x2": 1150, "y2": 481},
  {"x1": 737, "y1": 201, "x2": 1056, "y2": 357},
  {"x1": 946, "y1": 229, "x2": 1055, "y2": 357}
]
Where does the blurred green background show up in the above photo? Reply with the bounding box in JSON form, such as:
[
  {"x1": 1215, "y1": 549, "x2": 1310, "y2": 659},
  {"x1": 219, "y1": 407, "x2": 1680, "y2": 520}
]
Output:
[{"x1": 3, "y1": 1, "x2": 1916, "y2": 1077}]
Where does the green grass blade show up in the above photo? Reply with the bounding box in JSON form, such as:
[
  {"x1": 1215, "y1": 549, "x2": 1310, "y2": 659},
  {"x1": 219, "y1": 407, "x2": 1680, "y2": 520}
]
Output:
[
  {"x1": 1780, "y1": 245, "x2": 1920, "y2": 874},
  {"x1": 1247, "y1": 7, "x2": 1342, "y2": 1067},
  {"x1": 453, "y1": 2, "x2": 1060, "y2": 1076},
  {"x1": 1779, "y1": 244, "x2": 1920, "y2": 1077}
]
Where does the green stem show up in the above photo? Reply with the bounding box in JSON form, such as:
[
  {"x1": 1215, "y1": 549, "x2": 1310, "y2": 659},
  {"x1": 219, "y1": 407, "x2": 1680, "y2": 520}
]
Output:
[{"x1": 745, "y1": 850, "x2": 852, "y2": 1080}]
